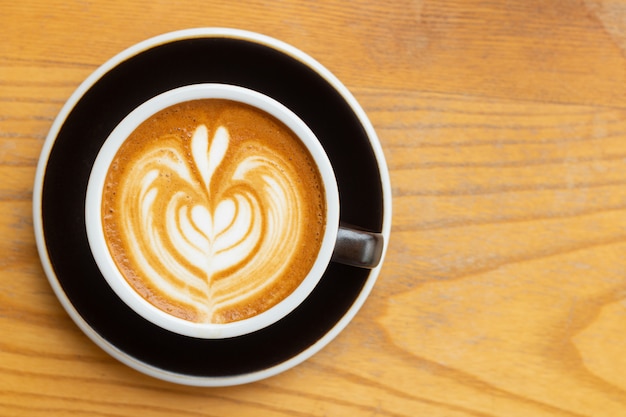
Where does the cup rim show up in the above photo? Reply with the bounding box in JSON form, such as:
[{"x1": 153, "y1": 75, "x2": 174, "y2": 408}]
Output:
[{"x1": 85, "y1": 83, "x2": 340, "y2": 339}]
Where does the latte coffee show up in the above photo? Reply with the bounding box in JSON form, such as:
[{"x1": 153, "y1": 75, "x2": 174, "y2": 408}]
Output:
[{"x1": 101, "y1": 99, "x2": 326, "y2": 324}]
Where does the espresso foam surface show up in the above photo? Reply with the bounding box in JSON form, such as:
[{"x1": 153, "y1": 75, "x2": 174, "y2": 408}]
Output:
[{"x1": 102, "y1": 100, "x2": 326, "y2": 323}]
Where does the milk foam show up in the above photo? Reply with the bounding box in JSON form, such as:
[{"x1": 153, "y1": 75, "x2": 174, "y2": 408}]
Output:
[{"x1": 111, "y1": 123, "x2": 309, "y2": 323}]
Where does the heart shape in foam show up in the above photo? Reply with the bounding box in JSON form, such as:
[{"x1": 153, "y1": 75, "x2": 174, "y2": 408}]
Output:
[
  {"x1": 107, "y1": 123, "x2": 312, "y2": 324},
  {"x1": 167, "y1": 126, "x2": 263, "y2": 278}
]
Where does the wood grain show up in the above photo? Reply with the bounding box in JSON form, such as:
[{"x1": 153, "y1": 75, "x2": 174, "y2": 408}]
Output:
[{"x1": 3, "y1": 0, "x2": 626, "y2": 415}]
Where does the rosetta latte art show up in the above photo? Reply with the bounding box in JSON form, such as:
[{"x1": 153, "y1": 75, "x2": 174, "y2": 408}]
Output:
[{"x1": 103, "y1": 113, "x2": 324, "y2": 323}]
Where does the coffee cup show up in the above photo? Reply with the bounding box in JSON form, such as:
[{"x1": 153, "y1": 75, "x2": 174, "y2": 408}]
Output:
[{"x1": 85, "y1": 83, "x2": 383, "y2": 339}]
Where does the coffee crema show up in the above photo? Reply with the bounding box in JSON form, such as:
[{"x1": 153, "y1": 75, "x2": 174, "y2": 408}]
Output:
[{"x1": 101, "y1": 99, "x2": 326, "y2": 324}]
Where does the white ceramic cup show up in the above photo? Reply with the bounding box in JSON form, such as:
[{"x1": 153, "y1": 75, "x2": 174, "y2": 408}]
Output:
[{"x1": 85, "y1": 83, "x2": 382, "y2": 339}]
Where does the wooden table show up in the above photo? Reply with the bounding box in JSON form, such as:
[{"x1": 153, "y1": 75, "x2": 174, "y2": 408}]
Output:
[{"x1": 3, "y1": 0, "x2": 626, "y2": 415}]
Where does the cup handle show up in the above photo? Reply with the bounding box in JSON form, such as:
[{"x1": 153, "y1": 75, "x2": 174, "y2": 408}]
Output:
[{"x1": 331, "y1": 224, "x2": 385, "y2": 269}]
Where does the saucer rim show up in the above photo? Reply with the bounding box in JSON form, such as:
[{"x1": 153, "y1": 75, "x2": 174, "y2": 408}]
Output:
[{"x1": 32, "y1": 28, "x2": 392, "y2": 386}]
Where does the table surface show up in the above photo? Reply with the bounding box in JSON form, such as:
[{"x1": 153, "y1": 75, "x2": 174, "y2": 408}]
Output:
[{"x1": 4, "y1": 0, "x2": 626, "y2": 415}]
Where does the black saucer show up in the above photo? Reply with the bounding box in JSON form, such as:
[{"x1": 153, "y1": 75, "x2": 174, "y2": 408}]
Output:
[{"x1": 35, "y1": 30, "x2": 389, "y2": 385}]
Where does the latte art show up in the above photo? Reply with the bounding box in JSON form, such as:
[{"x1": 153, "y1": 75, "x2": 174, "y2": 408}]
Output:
[{"x1": 102, "y1": 100, "x2": 326, "y2": 323}]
